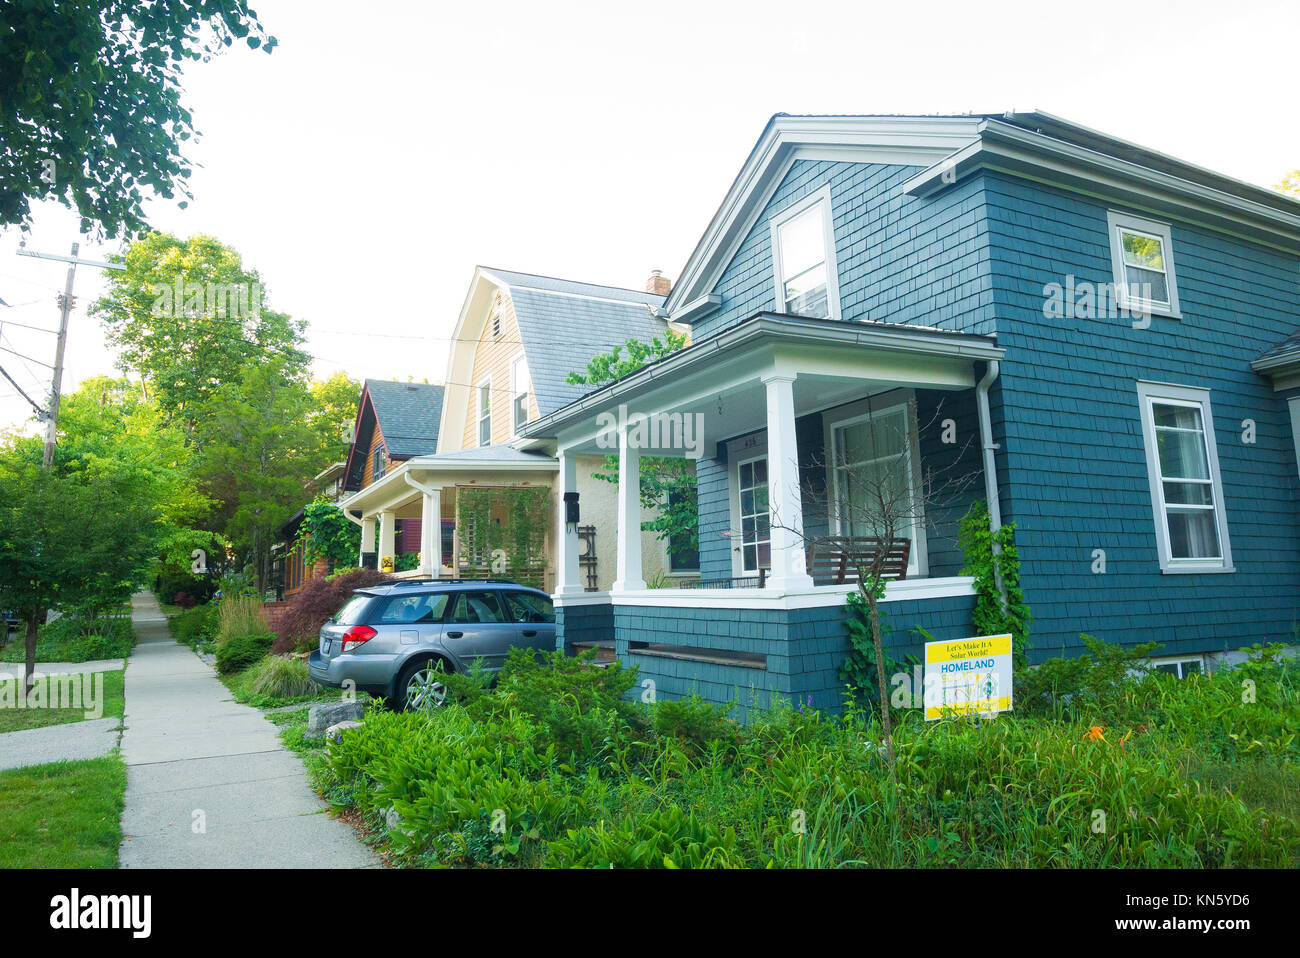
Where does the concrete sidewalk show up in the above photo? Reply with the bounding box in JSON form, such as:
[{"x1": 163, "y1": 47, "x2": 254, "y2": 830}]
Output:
[
  {"x1": 118, "y1": 592, "x2": 378, "y2": 868},
  {"x1": 0, "y1": 718, "x2": 120, "y2": 771}
]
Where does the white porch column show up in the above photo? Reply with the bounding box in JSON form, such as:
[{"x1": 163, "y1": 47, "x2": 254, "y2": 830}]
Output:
[
  {"x1": 378, "y1": 511, "x2": 396, "y2": 564},
  {"x1": 763, "y1": 373, "x2": 814, "y2": 591},
  {"x1": 612, "y1": 427, "x2": 645, "y2": 592},
  {"x1": 358, "y1": 516, "x2": 376, "y2": 566},
  {"x1": 419, "y1": 489, "x2": 441, "y2": 577},
  {"x1": 555, "y1": 448, "x2": 583, "y2": 595}
]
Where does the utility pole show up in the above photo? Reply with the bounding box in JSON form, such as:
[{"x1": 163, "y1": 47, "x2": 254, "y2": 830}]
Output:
[{"x1": 16, "y1": 242, "x2": 125, "y2": 468}]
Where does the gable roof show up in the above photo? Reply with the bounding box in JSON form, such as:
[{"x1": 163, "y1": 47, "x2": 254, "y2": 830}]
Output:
[
  {"x1": 342, "y1": 380, "x2": 444, "y2": 491},
  {"x1": 664, "y1": 112, "x2": 1300, "y2": 318},
  {"x1": 365, "y1": 379, "x2": 444, "y2": 457},
  {"x1": 480, "y1": 267, "x2": 670, "y2": 416}
]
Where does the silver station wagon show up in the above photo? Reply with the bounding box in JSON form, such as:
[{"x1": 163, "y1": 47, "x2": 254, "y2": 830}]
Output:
[{"x1": 307, "y1": 579, "x2": 556, "y2": 709}]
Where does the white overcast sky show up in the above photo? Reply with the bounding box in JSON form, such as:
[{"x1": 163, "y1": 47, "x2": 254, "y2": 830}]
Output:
[{"x1": 2, "y1": 0, "x2": 1297, "y2": 432}]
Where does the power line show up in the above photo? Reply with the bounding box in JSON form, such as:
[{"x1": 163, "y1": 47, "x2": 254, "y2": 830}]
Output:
[
  {"x1": 0, "y1": 344, "x2": 54, "y2": 369},
  {"x1": 0, "y1": 364, "x2": 47, "y2": 418}
]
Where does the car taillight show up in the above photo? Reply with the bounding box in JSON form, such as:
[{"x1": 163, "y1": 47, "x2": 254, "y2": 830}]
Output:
[{"x1": 340, "y1": 625, "x2": 377, "y2": 654}]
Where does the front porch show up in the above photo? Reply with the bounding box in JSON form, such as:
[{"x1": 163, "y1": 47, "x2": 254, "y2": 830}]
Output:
[
  {"x1": 339, "y1": 447, "x2": 559, "y2": 590},
  {"x1": 523, "y1": 312, "x2": 1006, "y2": 712}
]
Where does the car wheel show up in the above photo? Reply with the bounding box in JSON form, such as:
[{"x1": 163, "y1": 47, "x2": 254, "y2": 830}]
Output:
[{"x1": 394, "y1": 657, "x2": 451, "y2": 712}]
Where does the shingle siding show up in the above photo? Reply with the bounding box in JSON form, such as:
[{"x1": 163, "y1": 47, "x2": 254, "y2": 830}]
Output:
[{"x1": 979, "y1": 170, "x2": 1300, "y2": 659}]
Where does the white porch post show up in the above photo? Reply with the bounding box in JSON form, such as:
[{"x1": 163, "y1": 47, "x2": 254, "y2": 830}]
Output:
[
  {"x1": 378, "y1": 511, "x2": 396, "y2": 565},
  {"x1": 358, "y1": 516, "x2": 376, "y2": 566},
  {"x1": 763, "y1": 373, "x2": 814, "y2": 591},
  {"x1": 555, "y1": 449, "x2": 583, "y2": 595},
  {"x1": 419, "y1": 489, "x2": 441, "y2": 577},
  {"x1": 612, "y1": 427, "x2": 645, "y2": 592}
]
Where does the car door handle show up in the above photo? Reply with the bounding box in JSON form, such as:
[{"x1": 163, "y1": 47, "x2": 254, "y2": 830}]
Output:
[
  {"x1": 522, "y1": 629, "x2": 538, "y2": 637},
  {"x1": 446, "y1": 630, "x2": 463, "y2": 639}
]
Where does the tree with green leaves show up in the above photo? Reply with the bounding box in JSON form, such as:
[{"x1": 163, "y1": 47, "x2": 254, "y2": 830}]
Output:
[
  {"x1": 0, "y1": 1, "x2": 275, "y2": 238},
  {"x1": 1278, "y1": 172, "x2": 1300, "y2": 198},
  {"x1": 566, "y1": 332, "x2": 698, "y2": 558},
  {"x1": 91, "y1": 232, "x2": 308, "y2": 436},
  {"x1": 296, "y1": 498, "x2": 361, "y2": 569},
  {"x1": 192, "y1": 356, "x2": 325, "y2": 590},
  {"x1": 309, "y1": 371, "x2": 362, "y2": 464},
  {"x1": 0, "y1": 439, "x2": 162, "y2": 694}
]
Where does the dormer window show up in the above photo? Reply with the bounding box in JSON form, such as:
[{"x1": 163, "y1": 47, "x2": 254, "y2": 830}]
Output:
[{"x1": 770, "y1": 185, "x2": 840, "y2": 320}]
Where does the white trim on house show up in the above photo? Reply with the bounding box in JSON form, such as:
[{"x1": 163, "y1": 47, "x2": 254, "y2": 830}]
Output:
[
  {"x1": 768, "y1": 184, "x2": 841, "y2": 320},
  {"x1": 475, "y1": 376, "x2": 492, "y2": 447},
  {"x1": 571, "y1": 575, "x2": 977, "y2": 611},
  {"x1": 1135, "y1": 380, "x2": 1234, "y2": 574},
  {"x1": 1106, "y1": 210, "x2": 1182, "y2": 319},
  {"x1": 509, "y1": 350, "x2": 529, "y2": 438},
  {"x1": 821, "y1": 388, "x2": 928, "y2": 578},
  {"x1": 1147, "y1": 653, "x2": 1207, "y2": 679},
  {"x1": 725, "y1": 432, "x2": 769, "y2": 579}
]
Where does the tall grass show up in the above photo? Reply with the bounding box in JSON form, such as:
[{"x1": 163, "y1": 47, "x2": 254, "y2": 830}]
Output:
[
  {"x1": 305, "y1": 646, "x2": 1300, "y2": 869},
  {"x1": 217, "y1": 595, "x2": 268, "y2": 645}
]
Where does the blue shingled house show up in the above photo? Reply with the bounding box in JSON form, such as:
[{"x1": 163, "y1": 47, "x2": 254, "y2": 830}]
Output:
[{"x1": 511, "y1": 111, "x2": 1300, "y2": 712}]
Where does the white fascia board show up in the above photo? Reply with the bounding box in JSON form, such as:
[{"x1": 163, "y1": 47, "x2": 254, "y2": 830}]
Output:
[
  {"x1": 906, "y1": 120, "x2": 1300, "y2": 255},
  {"x1": 672, "y1": 293, "x2": 723, "y2": 324}
]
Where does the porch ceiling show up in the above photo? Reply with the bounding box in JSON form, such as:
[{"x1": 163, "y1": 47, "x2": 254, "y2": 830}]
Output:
[
  {"x1": 339, "y1": 454, "x2": 556, "y2": 518},
  {"x1": 522, "y1": 312, "x2": 1003, "y2": 455}
]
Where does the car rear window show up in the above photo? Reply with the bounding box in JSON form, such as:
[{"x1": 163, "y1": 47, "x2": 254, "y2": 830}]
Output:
[
  {"x1": 333, "y1": 595, "x2": 376, "y2": 626},
  {"x1": 375, "y1": 592, "x2": 449, "y2": 624}
]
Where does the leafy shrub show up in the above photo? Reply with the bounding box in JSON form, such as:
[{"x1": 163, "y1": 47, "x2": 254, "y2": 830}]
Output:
[
  {"x1": 217, "y1": 596, "x2": 268, "y2": 645},
  {"x1": 271, "y1": 568, "x2": 391, "y2": 654},
  {"x1": 0, "y1": 613, "x2": 133, "y2": 663},
  {"x1": 215, "y1": 633, "x2": 273, "y2": 674},
  {"x1": 1016, "y1": 633, "x2": 1161, "y2": 717},
  {"x1": 651, "y1": 695, "x2": 740, "y2": 755},
  {"x1": 546, "y1": 807, "x2": 742, "y2": 868},
  {"x1": 238, "y1": 655, "x2": 316, "y2": 702},
  {"x1": 172, "y1": 591, "x2": 197, "y2": 610},
  {"x1": 171, "y1": 603, "x2": 218, "y2": 646}
]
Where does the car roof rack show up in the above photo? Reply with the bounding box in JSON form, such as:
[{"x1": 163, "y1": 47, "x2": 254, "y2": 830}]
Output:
[{"x1": 386, "y1": 578, "x2": 521, "y2": 587}]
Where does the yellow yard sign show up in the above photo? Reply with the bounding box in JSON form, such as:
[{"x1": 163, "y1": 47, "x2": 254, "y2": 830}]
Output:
[{"x1": 924, "y1": 633, "x2": 1014, "y2": 720}]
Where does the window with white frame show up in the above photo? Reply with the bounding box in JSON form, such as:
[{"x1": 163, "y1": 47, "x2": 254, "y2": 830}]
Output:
[
  {"x1": 770, "y1": 186, "x2": 840, "y2": 320},
  {"x1": 737, "y1": 455, "x2": 771, "y2": 574},
  {"x1": 825, "y1": 396, "x2": 924, "y2": 576},
  {"x1": 510, "y1": 353, "x2": 530, "y2": 434},
  {"x1": 1136, "y1": 382, "x2": 1232, "y2": 573},
  {"x1": 476, "y1": 379, "x2": 492, "y2": 447},
  {"x1": 1107, "y1": 211, "x2": 1181, "y2": 317},
  {"x1": 1150, "y1": 655, "x2": 1205, "y2": 680}
]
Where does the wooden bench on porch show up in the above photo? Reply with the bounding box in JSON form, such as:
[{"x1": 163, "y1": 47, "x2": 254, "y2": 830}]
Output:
[{"x1": 805, "y1": 536, "x2": 911, "y2": 585}]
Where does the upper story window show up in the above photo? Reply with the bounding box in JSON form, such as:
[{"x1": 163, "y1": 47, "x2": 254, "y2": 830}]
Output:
[
  {"x1": 1107, "y1": 211, "x2": 1181, "y2": 318},
  {"x1": 1135, "y1": 381, "x2": 1232, "y2": 574},
  {"x1": 477, "y1": 379, "x2": 492, "y2": 447},
  {"x1": 510, "y1": 353, "x2": 530, "y2": 434},
  {"x1": 769, "y1": 185, "x2": 840, "y2": 320},
  {"x1": 371, "y1": 444, "x2": 386, "y2": 480}
]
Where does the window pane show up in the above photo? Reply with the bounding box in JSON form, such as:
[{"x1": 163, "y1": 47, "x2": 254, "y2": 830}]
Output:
[
  {"x1": 479, "y1": 416, "x2": 491, "y2": 446},
  {"x1": 378, "y1": 593, "x2": 448, "y2": 624},
  {"x1": 1167, "y1": 508, "x2": 1221, "y2": 559},
  {"x1": 784, "y1": 265, "x2": 829, "y2": 318},
  {"x1": 513, "y1": 394, "x2": 528, "y2": 428},
  {"x1": 1153, "y1": 404, "x2": 1202, "y2": 431},
  {"x1": 451, "y1": 592, "x2": 506, "y2": 624},
  {"x1": 778, "y1": 204, "x2": 825, "y2": 279},
  {"x1": 1125, "y1": 265, "x2": 1169, "y2": 305},
  {"x1": 1162, "y1": 481, "x2": 1213, "y2": 505},
  {"x1": 506, "y1": 592, "x2": 554, "y2": 624},
  {"x1": 1154, "y1": 427, "x2": 1210, "y2": 480},
  {"x1": 1121, "y1": 231, "x2": 1165, "y2": 271}
]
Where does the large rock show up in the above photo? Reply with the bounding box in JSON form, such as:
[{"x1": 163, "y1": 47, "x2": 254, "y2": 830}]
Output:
[
  {"x1": 326, "y1": 720, "x2": 364, "y2": 743},
  {"x1": 306, "y1": 700, "x2": 365, "y2": 739}
]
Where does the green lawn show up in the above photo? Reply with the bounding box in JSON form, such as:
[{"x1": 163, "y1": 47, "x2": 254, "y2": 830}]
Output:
[
  {"x1": 0, "y1": 756, "x2": 127, "y2": 868},
  {"x1": 0, "y1": 668, "x2": 125, "y2": 733}
]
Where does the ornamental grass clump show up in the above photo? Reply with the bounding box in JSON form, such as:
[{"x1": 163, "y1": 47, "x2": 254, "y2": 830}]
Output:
[{"x1": 217, "y1": 595, "x2": 268, "y2": 645}]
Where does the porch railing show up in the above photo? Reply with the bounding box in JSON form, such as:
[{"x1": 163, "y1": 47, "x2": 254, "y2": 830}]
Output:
[{"x1": 676, "y1": 569, "x2": 767, "y2": 590}]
